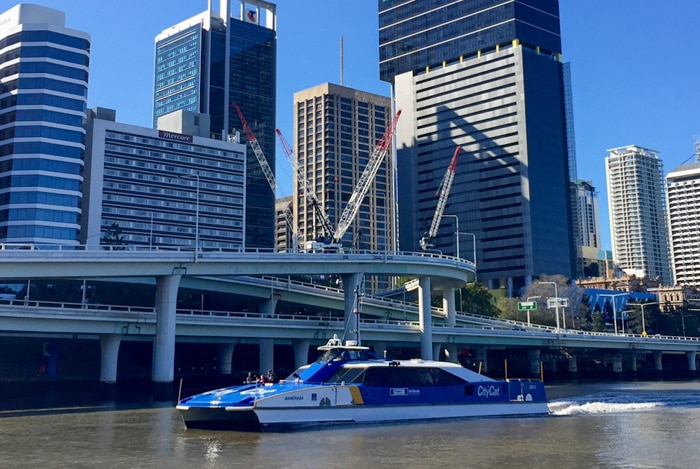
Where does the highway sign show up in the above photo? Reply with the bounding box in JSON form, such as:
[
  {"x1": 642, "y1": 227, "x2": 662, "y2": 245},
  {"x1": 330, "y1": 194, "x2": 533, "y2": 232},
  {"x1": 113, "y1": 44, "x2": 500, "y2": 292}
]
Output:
[{"x1": 518, "y1": 301, "x2": 536, "y2": 311}]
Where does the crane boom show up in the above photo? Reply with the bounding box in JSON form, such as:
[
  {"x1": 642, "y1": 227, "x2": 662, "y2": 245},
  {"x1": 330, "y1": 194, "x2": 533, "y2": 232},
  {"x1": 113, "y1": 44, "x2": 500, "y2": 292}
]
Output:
[
  {"x1": 420, "y1": 145, "x2": 461, "y2": 251},
  {"x1": 275, "y1": 128, "x2": 336, "y2": 245},
  {"x1": 234, "y1": 104, "x2": 299, "y2": 251},
  {"x1": 233, "y1": 103, "x2": 276, "y2": 193},
  {"x1": 333, "y1": 109, "x2": 402, "y2": 244}
]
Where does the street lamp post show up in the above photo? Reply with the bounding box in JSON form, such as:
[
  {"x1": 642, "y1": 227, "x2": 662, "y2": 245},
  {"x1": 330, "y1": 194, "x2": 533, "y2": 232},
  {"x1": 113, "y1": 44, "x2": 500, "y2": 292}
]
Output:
[
  {"x1": 457, "y1": 232, "x2": 477, "y2": 272},
  {"x1": 598, "y1": 293, "x2": 628, "y2": 335},
  {"x1": 536, "y1": 281, "x2": 560, "y2": 331},
  {"x1": 178, "y1": 174, "x2": 200, "y2": 257},
  {"x1": 443, "y1": 214, "x2": 459, "y2": 258},
  {"x1": 526, "y1": 295, "x2": 541, "y2": 326},
  {"x1": 631, "y1": 301, "x2": 657, "y2": 336}
]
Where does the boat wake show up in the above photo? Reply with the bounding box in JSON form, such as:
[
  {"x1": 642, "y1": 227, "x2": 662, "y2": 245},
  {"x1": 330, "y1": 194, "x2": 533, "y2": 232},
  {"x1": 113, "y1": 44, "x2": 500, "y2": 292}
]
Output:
[
  {"x1": 548, "y1": 387, "x2": 700, "y2": 416},
  {"x1": 548, "y1": 399, "x2": 659, "y2": 416}
]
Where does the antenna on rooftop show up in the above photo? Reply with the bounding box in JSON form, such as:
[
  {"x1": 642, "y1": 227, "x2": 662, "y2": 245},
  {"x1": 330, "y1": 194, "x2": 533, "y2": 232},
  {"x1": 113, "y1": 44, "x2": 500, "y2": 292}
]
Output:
[
  {"x1": 340, "y1": 36, "x2": 344, "y2": 86},
  {"x1": 695, "y1": 138, "x2": 700, "y2": 163}
]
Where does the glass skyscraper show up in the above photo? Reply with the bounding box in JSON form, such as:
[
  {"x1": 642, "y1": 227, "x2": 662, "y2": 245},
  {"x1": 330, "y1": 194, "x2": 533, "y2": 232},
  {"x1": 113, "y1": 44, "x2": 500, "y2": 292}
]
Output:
[
  {"x1": 379, "y1": 0, "x2": 575, "y2": 293},
  {"x1": 154, "y1": 0, "x2": 276, "y2": 249},
  {"x1": 0, "y1": 4, "x2": 88, "y2": 246}
]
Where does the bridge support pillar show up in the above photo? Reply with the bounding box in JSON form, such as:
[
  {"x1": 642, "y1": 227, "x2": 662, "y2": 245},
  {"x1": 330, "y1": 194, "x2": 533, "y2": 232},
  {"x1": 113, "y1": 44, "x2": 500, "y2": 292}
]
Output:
[
  {"x1": 99, "y1": 334, "x2": 121, "y2": 398},
  {"x1": 612, "y1": 354, "x2": 623, "y2": 374},
  {"x1": 567, "y1": 354, "x2": 578, "y2": 375},
  {"x1": 152, "y1": 274, "x2": 181, "y2": 401},
  {"x1": 475, "y1": 346, "x2": 488, "y2": 374},
  {"x1": 218, "y1": 343, "x2": 235, "y2": 375},
  {"x1": 261, "y1": 292, "x2": 281, "y2": 316},
  {"x1": 341, "y1": 273, "x2": 363, "y2": 342},
  {"x1": 686, "y1": 351, "x2": 697, "y2": 372},
  {"x1": 373, "y1": 341, "x2": 388, "y2": 358},
  {"x1": 528, "y1": 349, "x2": 542, "y2": 377},
  {"x1": 293, "y1": 339, "x2": 310, "y2": 369},
  {"x1": 442, "y1": 286, "x2": 456, "y2": 327},
  {"x1": 445, "y1": 343, "x2": 459, "y2": 363},
  {"x1": 653, "y1": 350, "x2": 663, "y2": 371},
  {"x1": 259, "y1": 339, "x2": 274, "y2": 377},
  {"x1": 629, "y1": 353, "x2": 638, "y2": 373},
  {"x1": 418, "y1": 276, "x2": 433, "y2": 360}
]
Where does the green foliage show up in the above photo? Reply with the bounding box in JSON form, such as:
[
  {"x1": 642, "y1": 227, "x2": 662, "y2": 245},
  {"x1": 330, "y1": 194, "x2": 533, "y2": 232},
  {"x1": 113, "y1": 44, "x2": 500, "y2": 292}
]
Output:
[
  {"x1": 460, "y1": 281, "x2": 499, "y2": 317},
  {"x1": 102, "y1": 222, "x2": 126, "y2": 249}
]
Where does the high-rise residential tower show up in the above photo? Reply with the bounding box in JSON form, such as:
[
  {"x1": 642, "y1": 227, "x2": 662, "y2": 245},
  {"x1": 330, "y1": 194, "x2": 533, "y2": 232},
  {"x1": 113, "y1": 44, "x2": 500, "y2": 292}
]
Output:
[
  {"x1": 154, "y1": 0, "x2": 276, "y2": 249},
  {"x1": 379, "y1": 0, "x2": 575, "y2": 294},
  {"x1": 0, "y1": 4, "x2": 89, "y2": 246},
  {"x1": 606, "y1": 145, "x2": 671, "y2": 285},
  {"x1": 571, "y1": 179, "x2": 601, "y2": 278},
  {"x1": 293, "y1": 83, "x2": 393, "y2": 290},
  {"x1": 666, "y1": 143, "x2": 700, "y2": 287}
]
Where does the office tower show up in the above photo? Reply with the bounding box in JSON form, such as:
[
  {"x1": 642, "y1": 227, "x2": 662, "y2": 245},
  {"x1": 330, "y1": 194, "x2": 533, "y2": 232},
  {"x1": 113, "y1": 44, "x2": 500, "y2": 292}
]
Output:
[
  {"x1": 275, "y1": 195, "x2": 292, "y2": 251},
  {"x1": 293, "y1": 83, "x2": 393, "y2": 289},
  {"x1": 666, "y1": 143, "x2": 700, "y2": 287},
  {"x1": 606, "y1": 145, "x2": 671, "y2": 285},
  {"x1": 83, "y1": 108, "x2": 246, "y2": 249},
  {"x1": 0, "y1": 4, "x2": 89, "y2": 246},
  {"x1": 379, "y1": 0, "x2": 575, "y2": 294},
  {"x1": 154, "y1": 0, "x2": 276, "y2": 249},
  {"x1": 571, "y1": 179, "x2": 601, "y2": 278}
]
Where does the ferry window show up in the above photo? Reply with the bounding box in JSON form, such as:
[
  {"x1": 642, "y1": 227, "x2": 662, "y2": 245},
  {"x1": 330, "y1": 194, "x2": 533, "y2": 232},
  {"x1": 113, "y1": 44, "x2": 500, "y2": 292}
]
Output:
[
  {"x1": 323, "y1": 367, "x2": 366, "y2": 384},
  {"x1": 431, "y1": 368, "x2": 466, "y2": 386}
]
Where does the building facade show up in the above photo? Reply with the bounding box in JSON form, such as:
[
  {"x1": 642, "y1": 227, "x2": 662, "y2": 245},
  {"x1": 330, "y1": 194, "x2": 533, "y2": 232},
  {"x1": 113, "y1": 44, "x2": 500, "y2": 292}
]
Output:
[
  {"x1": 0, "y1": 4, "x2": 89, "y2": 246},
  {"x1": 379, "y1": 0, "x2": 575, "y2": 294},
  {"x1": 606, "y1": 145, "x2": 671, "y2": 285},
  {"x1": 83, "y1": 108, "x2": 246, "y2": 250},
  {"x1": 154, "y1": 0, "x2": 276, "y2": 249},
  {"x1": 666, "y1": 157, "x2": 700, "y2": 288},
  {"x1": 293, "y1": 83, "x2": 393, "y2": 290},
  {"x1": 571, "y1": 179, "x2": 601, "y2": 278}
]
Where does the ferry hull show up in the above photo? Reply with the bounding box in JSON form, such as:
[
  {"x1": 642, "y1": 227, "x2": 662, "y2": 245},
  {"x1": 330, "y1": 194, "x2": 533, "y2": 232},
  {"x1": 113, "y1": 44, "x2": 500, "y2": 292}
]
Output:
[{"x1": 179, "y1": 401, "x2": 548, "y2": 431}]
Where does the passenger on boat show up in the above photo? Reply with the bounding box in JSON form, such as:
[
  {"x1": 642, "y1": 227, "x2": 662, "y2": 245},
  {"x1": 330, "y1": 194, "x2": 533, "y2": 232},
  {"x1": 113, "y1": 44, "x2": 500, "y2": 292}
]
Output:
[{"x1": 244, "y1": 372, "x2": 256, "y2": 384}]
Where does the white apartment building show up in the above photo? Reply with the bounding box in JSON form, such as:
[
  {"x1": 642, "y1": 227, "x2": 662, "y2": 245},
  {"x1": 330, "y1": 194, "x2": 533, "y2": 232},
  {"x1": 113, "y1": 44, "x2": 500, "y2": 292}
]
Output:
[
  {"x1": 605, "y1": 145, "x2": 671, "y2": 285},
  {"x1": 666, "y1": 158, "x2": 700, "y2": 287}
]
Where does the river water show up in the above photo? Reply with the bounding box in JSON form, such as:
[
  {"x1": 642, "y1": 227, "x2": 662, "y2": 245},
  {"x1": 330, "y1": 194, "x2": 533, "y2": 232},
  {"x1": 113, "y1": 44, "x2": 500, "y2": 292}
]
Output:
[{"x1": 1, "y1": 380, "x2": 699, "y2": 468}]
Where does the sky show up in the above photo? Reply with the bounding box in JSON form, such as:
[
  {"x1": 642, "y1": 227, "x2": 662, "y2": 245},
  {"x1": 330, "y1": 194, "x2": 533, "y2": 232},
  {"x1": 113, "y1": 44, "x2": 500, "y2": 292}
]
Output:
[{"x1": 8, "y1": 0, "x2": 700, "y2": 249}]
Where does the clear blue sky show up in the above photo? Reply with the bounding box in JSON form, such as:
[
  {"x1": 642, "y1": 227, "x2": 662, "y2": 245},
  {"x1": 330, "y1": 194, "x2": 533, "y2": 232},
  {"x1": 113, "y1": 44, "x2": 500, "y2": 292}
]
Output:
[{"x1": 15, "y1": 0, "x2": 700, "y2": 249}]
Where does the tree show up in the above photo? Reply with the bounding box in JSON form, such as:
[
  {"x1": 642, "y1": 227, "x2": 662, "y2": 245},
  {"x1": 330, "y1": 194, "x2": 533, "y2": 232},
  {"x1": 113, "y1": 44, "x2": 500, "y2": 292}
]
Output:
[
  {"x1": 460, "y1": 282, "x2": 499, "y2": 317},
  {"x1": 102, "y1": 222, "x2": 126, "y2": 249}
]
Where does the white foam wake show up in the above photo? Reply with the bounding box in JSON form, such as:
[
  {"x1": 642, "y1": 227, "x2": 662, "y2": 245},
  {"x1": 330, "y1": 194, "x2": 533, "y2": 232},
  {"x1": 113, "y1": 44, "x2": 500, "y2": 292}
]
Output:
[{"x1": 548, "y1": 400, "x2": 659, "y2": 416}]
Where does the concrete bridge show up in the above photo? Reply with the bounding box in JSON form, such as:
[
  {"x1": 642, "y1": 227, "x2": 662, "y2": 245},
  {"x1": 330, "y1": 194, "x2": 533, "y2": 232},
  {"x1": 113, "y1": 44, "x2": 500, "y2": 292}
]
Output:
[{"x1": 0, "y1": 246, "x2": 475, "y2": 398}]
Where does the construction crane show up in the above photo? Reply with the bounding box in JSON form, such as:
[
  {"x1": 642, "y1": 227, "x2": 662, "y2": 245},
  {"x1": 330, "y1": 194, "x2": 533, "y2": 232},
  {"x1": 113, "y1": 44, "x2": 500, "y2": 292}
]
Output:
[
  {"x1": 276, "y1": 109, "x2": 401, "y2": 252},
  {"x1": 333, "y1": 109, "x2": 402, "y2": 246},
  {"x1": 419, "y1": 145, "x2": 461, "y2": 251},
  {"x1": 275, "y1": 128, "x2": 339, "y2": 251},
  {"x1": 233, "y1": 103, "x2": 299, "y2": 251}
]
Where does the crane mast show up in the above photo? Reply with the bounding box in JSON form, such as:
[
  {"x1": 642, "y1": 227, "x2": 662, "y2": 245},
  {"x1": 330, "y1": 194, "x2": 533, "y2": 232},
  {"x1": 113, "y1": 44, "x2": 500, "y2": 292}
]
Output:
[
  {"x1": 420, "y1": 145, "x2": 461, "y2": 251},
  {"x1": 333, "y1": 109, "x2": 402, "y2": 244},
  {"x1": 275, "y1": 129, "x2": 338, "y2": 250},
  {"x1": 233, "y1": 103, "x2": 299, "y2": 251}
]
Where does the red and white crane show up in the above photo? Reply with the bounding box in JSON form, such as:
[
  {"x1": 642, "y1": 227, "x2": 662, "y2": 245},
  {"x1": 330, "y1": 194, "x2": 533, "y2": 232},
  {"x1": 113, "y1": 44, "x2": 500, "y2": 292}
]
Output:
[
  {"x1": 420, "y1": 145, "x2": 461, "y2": 251},
  {"x1": 276, "y1": 109, "x2": 401, "y2": 252},
  {"x1": 233, "y1": 103, "x2": 299, "y2": 251}
]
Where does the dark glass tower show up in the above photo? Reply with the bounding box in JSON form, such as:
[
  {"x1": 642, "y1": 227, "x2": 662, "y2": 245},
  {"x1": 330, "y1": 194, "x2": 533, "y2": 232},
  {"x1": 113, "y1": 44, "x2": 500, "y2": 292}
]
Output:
[
  {"x1": 0, "y1": 4, "x2": 88, "y2": 246},
  {"x1": 380, "y1": 0, "x2": 575, "y2": 293},
  {"x1": 154, "y1": 1, "x2": 276, "y2": 249}
]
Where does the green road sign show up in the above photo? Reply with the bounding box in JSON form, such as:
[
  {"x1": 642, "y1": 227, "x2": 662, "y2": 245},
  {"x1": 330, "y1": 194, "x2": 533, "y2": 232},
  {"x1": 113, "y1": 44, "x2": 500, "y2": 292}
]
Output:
[{"x1": 517, "y1": 301, "x2": 537, "y2": 311}]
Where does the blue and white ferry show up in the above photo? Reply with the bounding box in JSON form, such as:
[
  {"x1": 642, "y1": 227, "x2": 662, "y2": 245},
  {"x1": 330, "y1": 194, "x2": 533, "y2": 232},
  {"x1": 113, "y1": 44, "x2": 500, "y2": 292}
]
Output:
[{"x1": 176, "y1": 335, "x2": 548, "y2": 431}]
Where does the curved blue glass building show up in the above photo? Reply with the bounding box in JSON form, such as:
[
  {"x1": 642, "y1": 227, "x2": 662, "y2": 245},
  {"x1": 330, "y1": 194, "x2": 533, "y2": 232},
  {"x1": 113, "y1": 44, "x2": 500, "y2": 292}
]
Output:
[{"x1": 0, "y1": 4, "x2": 88, "y2": 246}]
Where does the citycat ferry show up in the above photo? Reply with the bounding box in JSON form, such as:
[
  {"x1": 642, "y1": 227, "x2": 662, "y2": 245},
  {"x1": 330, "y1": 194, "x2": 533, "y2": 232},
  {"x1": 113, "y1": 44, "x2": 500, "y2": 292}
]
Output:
[{"x1": 176, "y1": 335, "x2": 549, "y2": 431}]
